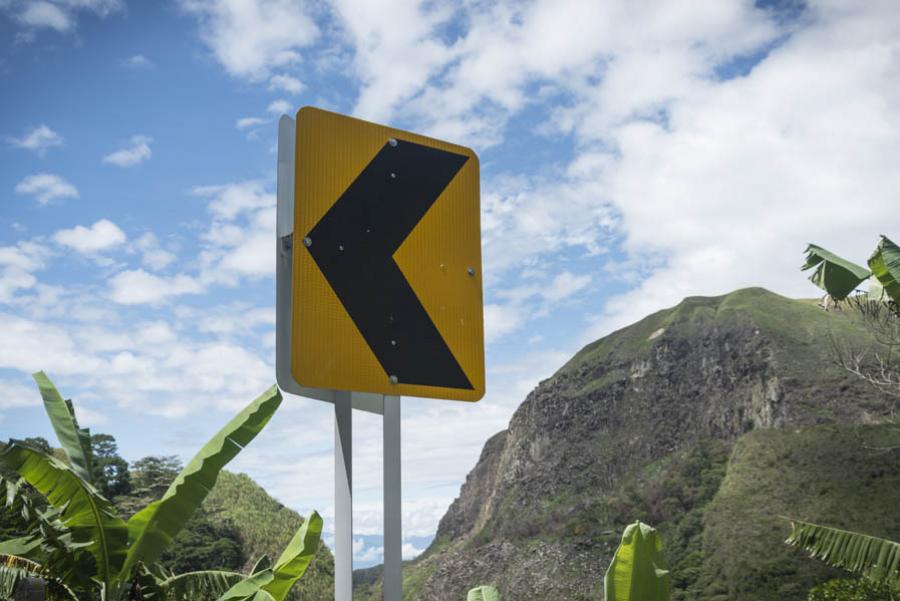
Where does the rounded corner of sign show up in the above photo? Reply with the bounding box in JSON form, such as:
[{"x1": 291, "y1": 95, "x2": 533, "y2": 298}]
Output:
[
  {"x1": 463, "y1": 146, "x2": 480, "y2": 169},
  {"x1": 469, "y1": 388, "x2": 486, "y2": 402},
  {"x1": 295, "y1": 105, "x2": 319, "y2": 124}
]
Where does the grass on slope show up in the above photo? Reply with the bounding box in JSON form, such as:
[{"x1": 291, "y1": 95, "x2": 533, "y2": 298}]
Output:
[
  {"x1": 203, "y1": 471, "x2": 335, "y2": 601},
  {"x1": 559, "y1": 287, "x2": 879, "y2": 383},
  {"x1": 696, "y1": 423, "x2": 900, "y2": 601}
]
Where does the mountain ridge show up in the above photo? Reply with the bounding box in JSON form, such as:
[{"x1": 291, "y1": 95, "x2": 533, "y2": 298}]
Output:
[{"x1": 355, "y1": 287, "x2": 900, "y2": 600}]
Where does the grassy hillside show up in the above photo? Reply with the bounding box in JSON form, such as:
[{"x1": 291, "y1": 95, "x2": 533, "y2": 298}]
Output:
[
  {"x1": 202, "y1": 471, "x2": 335, "y2": 601},
  {"x1": 357, "y1": 288, "x2": 899, "y2": 600},
  {"x1": 696, "y1": 424, "x2": 900, "y2": 601}
]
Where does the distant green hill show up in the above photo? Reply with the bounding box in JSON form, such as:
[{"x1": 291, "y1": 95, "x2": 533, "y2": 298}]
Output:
[
  {"x1": 200, "y1": 471, "x2": 334, "y2": 601},
  {"x1": 355, "y1": 288, "x2": 900, "y2": 600}
]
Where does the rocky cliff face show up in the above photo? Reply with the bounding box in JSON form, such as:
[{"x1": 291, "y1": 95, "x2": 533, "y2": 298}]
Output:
[{"x1": 357, "y1": 288, "x2": 900, "y2": 601}]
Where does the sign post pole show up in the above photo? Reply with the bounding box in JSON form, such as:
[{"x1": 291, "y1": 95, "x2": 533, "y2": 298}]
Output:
[
  {"x1": 334, "y1": 391, "x2": 353, "y2": 601},
  {"x1": 383, "y1": 395, "x2": 402, "y2": 601}
]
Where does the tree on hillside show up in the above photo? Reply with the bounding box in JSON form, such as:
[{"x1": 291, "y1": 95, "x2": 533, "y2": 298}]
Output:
[{"x1": 91, "y1": 433, "x2": 132, "y2": 499}]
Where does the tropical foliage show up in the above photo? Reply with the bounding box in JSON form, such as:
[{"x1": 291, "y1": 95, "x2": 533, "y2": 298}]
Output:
[
  {"x1": 604, "y1": 520, "x2": 670, "y2": 601},
  {"x1": 807, "y1": 577, "x2": 897, "y2": 601},
  {"x1": 786, "y1": 519, "x2": 900, "y2": 589},
  {"x1": 0, "y1": 371, "x2": 304, "y2": 600},
  {"x1": 802, "y1": 235, "x2": 900, "y2": 303}
]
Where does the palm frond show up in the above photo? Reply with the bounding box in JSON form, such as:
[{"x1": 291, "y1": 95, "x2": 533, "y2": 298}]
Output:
[{"x1": 786, "y1": 519, "x2": 900, "y2": 586}]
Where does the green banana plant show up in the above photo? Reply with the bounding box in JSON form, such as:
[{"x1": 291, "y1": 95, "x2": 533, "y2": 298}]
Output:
[
  {"x1": 213, "y1": 510, "x2": 322, "y2": 601},
  {"x1": 467, "y1": 584, "x2": 501, "y2": 600},
  {"x1": 604, "y1": 521, "x2": 670, "y2": 601},
  {"x1": 0, "y1": 372, "x2": 283, "y2": 600},
  {"x1": 785, "y1": 519, "x2": 900, "y2": 587},
  {"x1": 802, "y1": 235, "x2": 900, "y2": 302}
]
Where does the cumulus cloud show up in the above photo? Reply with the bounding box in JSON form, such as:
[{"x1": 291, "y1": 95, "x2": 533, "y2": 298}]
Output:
[
  {"x1": 0, "y1": 242, "x2": 49, "y2": 303},
  {"x1": 135, "y1": 233, "x2": 176, "y2": 270},
  {"x1": 177, "y1": 0, "x2": 318, "y2": 80},
  {"x1": 53, "y1": 219, "x2": 126, "y2": 254},
  {"x1": 6, "y1": 124, "x2": 63, "y2": 155},
  {"x1": 15, "y1": 173, "x2": 78, "y2": 205},
  {"x1": 3, "y1": 0, "x2": 123, "y2": 36},
  {"x1": 268, "y1": 73, "x2": 304, "y2": 95},
  {"x1": 102, "y1": 135, "x2": 153, "y2": 167},
  {"x1": 108, "y1": 269, "x2": 203, "y2": 304},
  {"x1": 582, "y1": 2, "x2": 900, "y2": 337},
  {"x1": 236, "y1": 117, "x2": 266, "y2": 130},
  {"x1": 266, "y1": 99, "x2": 291, "y2": 115}
]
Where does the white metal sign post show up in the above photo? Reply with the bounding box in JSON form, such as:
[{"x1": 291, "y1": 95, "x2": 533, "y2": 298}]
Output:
[{"x1": 276, "y1": 115, "x2": 402, "y2": 600}]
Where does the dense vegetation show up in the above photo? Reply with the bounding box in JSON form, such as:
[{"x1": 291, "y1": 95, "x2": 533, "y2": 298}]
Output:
[{"x1": 0, "y1": 380, "x2": 324, "y2": 601}]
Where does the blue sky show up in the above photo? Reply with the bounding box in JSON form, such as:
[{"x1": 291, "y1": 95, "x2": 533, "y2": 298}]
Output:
[{"x1": 2, "y1": 0, "x2": 900, "y2": 567}]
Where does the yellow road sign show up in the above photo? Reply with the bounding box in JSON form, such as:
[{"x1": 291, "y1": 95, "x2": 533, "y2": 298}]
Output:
[{"x1": 291, "y1": 107, "x2": 484, "y2": 401}]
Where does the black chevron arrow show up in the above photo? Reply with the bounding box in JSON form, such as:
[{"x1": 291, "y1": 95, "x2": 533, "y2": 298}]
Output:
[{"x1": 304, "y1": 138, "x2": 474, "y2": 390}]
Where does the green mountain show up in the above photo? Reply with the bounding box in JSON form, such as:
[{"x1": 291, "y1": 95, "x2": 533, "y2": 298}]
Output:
[
  {"x1": 201, "y1": 471, "x2": 334, "y2": 601},
  {"x1": 356, "y1": 287, "x2": 900, "y2": 600}
]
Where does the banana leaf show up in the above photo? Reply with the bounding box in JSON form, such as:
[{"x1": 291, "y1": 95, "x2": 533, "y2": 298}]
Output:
[
  {"x1": 786, "y1": 519, "x2": 900, "y2": 586},
  {"x1": 868, "y1": 235, "x2": 900, "y2": 304},
  {"x1": 0, "y1": 442, "x2": 127, "y2": 588},
  {"x1": 604, "y1": 521, "x2": 670, "y2": 601},
  {"x1": 802, "y1": 244, "x2": 871, "y2": 301},
  {"x1": 119, "y1": 385, "x2": 282, "y2": 581},
  {"x1": 262, "y1": 511, "x2": 322, "y2": 600},
  {"x1": 215, "y1": 511, "x2": 322, "y2": 601},
  {"x1": 216, "y1": 571, "x2": 277, "y2": 601},
  {"x1": 468, "y1": 585, "x2": 501, "y2": 601},
  {"x1": 32, "y1": 372, "x2": 93, "y2": 484}
]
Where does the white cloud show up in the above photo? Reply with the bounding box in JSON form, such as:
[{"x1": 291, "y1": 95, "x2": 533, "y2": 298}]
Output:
[
  {"x1": 0, "y1": 242, "x2": 49, "y2": 303},
  {"x1": 266, "y1": 99, "x2": 291, "y2": 115},
  {"x1": 53, "y1": 219, "x2": 126, "y2": 254},
  {"x1": 102, "y1": 135, "x2": 152, "y2": 167},
  {"x1": 236, "y1": 117, "x2": 266, "y2": 130},
  {"x1": 177, "y1": 0, "x2": 319, "y2": 80},
  {"x1": 108, "y1": 269, "x2": 203, "y2": 304},
  {"x1": 268, "y1": 73, "x2": 304, "y2": 95},
  {"x1": 483, "y1": 303, "x2": 524, "y2": 344},
  {"x1": 6, "y1": 124, "x2": 63, "y2": 155},
  {"x1": 0, "y1": 378, "x2": 40, "y2": 410},
  {"x1": 543, "y1": 271, "x2": 592, "y2": 303},
  {"x1": 193, "y1": 180, "x2": 273, "y2": 220},
  {"x1": 15, "y1": 173, "x2": 78, "y2": 205},
  {"x1": 17, "y1": 1, "x2": 72, "y2": 32},
  {"x1": 122, "y1": 54, "x2": 153, "y2": 69},
  {"x1": 135, "y1": 233, "x2": 176, "y2": 270},
  {"x1": 4, "y1": 0, "x2": 123, "y2": 35},
  {"x1": 331, "y1": 0, "x2": 456, "y2": 123},
  {"x1": 585, "y1": 1, "x2": 900, "y2": 337}
]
